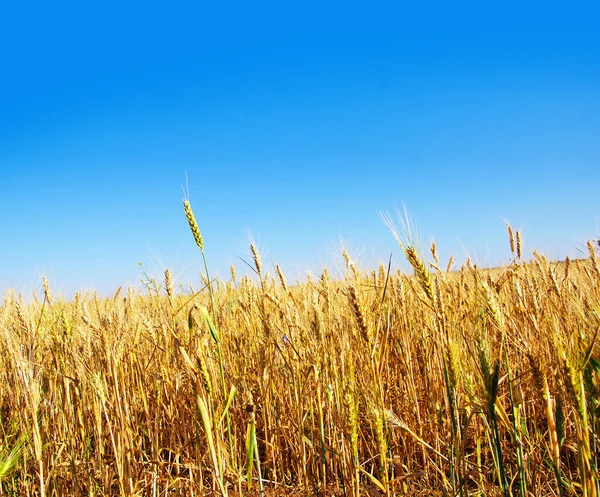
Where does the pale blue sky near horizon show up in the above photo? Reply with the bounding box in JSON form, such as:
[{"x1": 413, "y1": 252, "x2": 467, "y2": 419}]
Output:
[{"x1": 1, "y1": 1, "x2": 599, "y2": 298}]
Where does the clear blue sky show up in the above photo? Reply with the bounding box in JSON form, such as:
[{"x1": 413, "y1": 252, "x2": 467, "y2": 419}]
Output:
[{"x1": 1, "y1": 1, "x2": 599, "y2": 297}]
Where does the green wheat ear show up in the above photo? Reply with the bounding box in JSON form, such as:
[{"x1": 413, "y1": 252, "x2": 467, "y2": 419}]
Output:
[
  {"x1": 183, "y1": 199, "x2": 204, "y2": 252},
  {"x1": 0, "y1": 433, "x2": 27, "y2": 480}
]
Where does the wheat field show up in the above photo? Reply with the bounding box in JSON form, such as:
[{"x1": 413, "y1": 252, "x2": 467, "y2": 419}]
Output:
[{"x1": 1, "y1": 202, "x2": 599, "y2": 496}]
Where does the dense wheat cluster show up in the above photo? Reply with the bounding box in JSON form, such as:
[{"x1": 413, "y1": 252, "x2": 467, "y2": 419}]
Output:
[{"x1": 1, "y1": 206, "x2": 600, "y2": 497}]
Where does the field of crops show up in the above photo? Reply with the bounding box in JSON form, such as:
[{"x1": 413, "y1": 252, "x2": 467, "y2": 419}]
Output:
[{"x1": 1, "y1": 203, "x2": 599, "y2": 496}]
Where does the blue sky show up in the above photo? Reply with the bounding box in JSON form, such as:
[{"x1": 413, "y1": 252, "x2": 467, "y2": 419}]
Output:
[{"x1": 1, "y1": 1, "x2": 599, "y2": 297}]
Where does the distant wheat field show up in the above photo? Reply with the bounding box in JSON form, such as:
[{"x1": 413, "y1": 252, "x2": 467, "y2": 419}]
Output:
[{"x1": 1, "y1": 203, "x2": 599, "y2": 496}]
